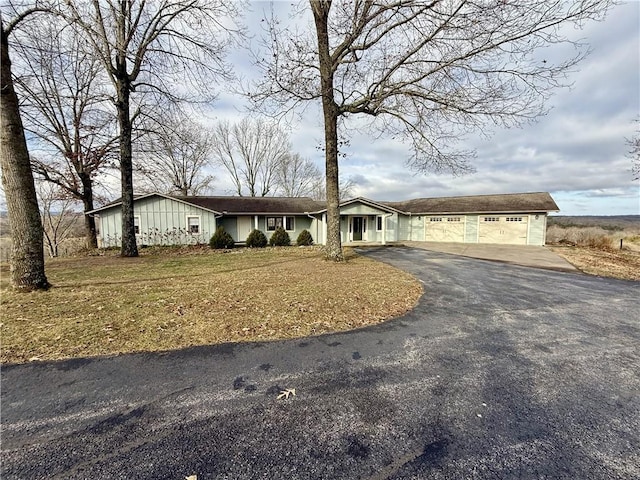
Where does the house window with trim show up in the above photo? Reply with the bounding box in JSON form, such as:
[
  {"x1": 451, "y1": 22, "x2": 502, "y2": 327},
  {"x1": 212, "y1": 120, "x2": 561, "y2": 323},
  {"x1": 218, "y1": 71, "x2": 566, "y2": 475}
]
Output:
[
  {"x1": 134, "y1": 216, "x2": 140, "y2": 234},
  {"x1": 187, "y1": 216, "x2": 200, "y2": 234},
  {"x1": 267, "y1": 217, "x2": 282, "y2": 231},
  {"x1": 376, "y1": 215, "x2": 383, "y2": 231},
  {"x1": 284, "y1": 216, "x2": 295, "y2": 231}
]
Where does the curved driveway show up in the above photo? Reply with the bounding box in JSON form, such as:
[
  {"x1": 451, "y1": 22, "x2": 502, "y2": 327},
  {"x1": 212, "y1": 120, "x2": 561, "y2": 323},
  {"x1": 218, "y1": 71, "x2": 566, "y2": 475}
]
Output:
[{"x1": 2, "y1": 247, "x2": 639, "y2": 479}]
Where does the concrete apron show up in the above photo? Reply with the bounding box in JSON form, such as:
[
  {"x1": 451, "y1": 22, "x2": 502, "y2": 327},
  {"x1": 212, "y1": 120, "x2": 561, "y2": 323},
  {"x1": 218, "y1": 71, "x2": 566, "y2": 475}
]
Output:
[{"x1": 396, "y1": 241, "x2": 579, "y2": 272}]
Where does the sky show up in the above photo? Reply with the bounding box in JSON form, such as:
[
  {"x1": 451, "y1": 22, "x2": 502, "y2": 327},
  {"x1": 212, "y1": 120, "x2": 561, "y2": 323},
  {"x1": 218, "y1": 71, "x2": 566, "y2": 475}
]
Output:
[{"x1": 205, "y1": 0, "x2": 640, "y2": 216}]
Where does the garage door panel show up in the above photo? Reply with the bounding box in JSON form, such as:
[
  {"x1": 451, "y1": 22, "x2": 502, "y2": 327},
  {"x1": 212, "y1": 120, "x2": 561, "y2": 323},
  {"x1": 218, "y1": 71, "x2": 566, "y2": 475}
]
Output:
[
  {"x1": 425, "y1": 217, "x2": 464, "y2": 242},
  {"x1": 478, "y1": 216, "x2": 528, "y2": 245}
]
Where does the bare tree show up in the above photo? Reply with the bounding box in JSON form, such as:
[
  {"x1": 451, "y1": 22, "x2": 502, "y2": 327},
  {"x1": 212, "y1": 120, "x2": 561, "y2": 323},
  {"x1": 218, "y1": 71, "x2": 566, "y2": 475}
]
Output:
[
  {"x1": 310, "y1": 176, "x2": 356, "y2": 202},
  {"x1": 252, "y1": 0, "x2": 612, "y2": 261},
  {"x1": 135, "y1": 113, "x2": 215, "y2": 196},
  {"x1": 37, "y1": 182, "x2": 78, "y2": 258},
  {"x1": 12, "y1": 17, "x2": 116, "y2": 249},
  {"x1": 275, "y1": 153, "x2": 322, "y2": 197},
  {"x1": 0, "y1": 4, "x2": 49, "y2": 290},
  {"x1": 628, "y1": 121, "x2": 639, "y2": 181},
  {"x1": 212, "y1": 118, "x2": 290, "y2": 196},
  {"x1": 62, "y1": 0, "x2": 243, "y2": 257}
]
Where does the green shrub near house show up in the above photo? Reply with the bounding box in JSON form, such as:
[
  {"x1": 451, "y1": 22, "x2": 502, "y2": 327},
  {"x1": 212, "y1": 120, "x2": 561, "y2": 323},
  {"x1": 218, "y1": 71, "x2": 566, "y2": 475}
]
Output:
[
  {"x1": 296, "y1": 229, "x2": 313, "y2": 246},
  {"x1": 209, "y1": 226, "x2": 235, "y2": 249},
  {"x1": 269, "y1": 227, "x2": 291, "y2": 247},
  {"x1": 246, "y1": 229, "x2": 268, "y2": 248}
]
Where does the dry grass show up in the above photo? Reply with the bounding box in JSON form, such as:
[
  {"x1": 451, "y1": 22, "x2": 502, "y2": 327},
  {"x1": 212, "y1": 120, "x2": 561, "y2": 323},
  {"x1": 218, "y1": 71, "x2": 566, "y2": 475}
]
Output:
[
  {"x1": 548, "y1": 246, "x2": 640, "y2": 281},
  {"x1": 0, "y1": 246, "x2": 422, "y2": 364},
  {"x1": 546, "y1": 224, "x2": 640, "y2": 281}
]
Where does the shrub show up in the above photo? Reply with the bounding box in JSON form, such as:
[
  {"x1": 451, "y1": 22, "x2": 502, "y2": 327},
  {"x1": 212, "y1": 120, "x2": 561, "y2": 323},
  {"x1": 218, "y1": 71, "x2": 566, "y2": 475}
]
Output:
[
  {"x1": 296, "y1": 229, "x2": 313, "y2": 246},
  {"x1": 269, "y1": 226, "x2": 291, "y2": 246},
  {"x1": 246, "y1": 229, "x2": 268, "y2": 248},
  {"x1": 209, "y1": 226, "x2": 235, "y2": 249}
]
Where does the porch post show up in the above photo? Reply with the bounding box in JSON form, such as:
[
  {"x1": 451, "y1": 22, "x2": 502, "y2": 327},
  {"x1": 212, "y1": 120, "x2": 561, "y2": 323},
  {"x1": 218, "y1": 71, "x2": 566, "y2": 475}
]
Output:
[
  {"x1": 322, "y1": 213, "x2": 327, "y2": 245},
  {"x1": 254, "y1": 215, "x2": 258, "y2": 230},
  {"x1": 382, "y1": 215, "x2": 386, "y2": 245}
]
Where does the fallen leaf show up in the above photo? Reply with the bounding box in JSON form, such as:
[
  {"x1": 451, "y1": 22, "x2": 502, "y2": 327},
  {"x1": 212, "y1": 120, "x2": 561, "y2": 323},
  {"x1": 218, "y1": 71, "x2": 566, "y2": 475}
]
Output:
[{"x1": 277, "y1": 388, "x2": 296, "y2": 400}]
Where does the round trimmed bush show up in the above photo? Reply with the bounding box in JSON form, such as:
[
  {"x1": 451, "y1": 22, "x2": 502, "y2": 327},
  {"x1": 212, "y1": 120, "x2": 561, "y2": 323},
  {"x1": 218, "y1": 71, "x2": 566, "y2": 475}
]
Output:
[
  {"x1": 269, "y1": 226, "x2": 291, "y2": 246},
  {"x1": 209, "y1": 226, "x2": 235, "y2": 249},
  {"x1": 246, "y1": 229, "x2": 268, "y2": 248},
  {"x1": 296, "y1": 229, "x2": 313, "y2": 246}
]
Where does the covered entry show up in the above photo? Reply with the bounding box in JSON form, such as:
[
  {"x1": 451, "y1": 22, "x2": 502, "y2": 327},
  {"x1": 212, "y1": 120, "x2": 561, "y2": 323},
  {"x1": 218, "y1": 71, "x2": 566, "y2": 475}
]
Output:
[{"x1": 349, "y1": 216, "x2": 367, "y2": 241}]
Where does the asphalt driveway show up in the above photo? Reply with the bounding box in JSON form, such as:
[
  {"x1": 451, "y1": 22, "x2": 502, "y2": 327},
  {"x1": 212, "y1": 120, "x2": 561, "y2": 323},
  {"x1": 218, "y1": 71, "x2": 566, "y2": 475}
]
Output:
[{"x1": 2, "y1": 247, "x2": 639, "y2": 479}]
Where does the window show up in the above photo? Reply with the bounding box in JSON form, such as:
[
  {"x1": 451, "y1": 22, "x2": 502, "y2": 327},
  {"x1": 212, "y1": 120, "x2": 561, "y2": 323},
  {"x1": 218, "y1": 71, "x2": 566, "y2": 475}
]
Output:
[
  {"x1": 187, "y1": 216, "x2": 200, "y2": 234},
  {"x1": 134, "y1": 216, "x2": 140, "y2": 234},
  {"x1": 506, "y1": 217, "x2": 523, "y2": 222},
  {"x1": 285, "y1": 216, "x2": 294, "y2": 231},
  {"x1": 376, "y1": 215, "x2": 383, "y2": 231},
  {"x1": 267, "y1": 216, "x2": 294, "y2": 231},
  {"x1": 429, "y1": 217, "x2": 443, "y2": 222},
  {"x1": 267, "y1": 217, "x2": 278, "y2": 231},
  {"x1": 447, "y1": 217, "x2": 461, "y2": 222},
  {"x1": 483, "y1": 217, "x2": 500, "y2": 222}
]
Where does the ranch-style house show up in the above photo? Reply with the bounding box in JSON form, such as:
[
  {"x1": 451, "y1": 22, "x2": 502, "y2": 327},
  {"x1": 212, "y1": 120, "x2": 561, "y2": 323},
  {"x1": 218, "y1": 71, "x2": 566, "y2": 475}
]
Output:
[{"x1": 88, "y1": 191, "x2": 559, "y2": 248}]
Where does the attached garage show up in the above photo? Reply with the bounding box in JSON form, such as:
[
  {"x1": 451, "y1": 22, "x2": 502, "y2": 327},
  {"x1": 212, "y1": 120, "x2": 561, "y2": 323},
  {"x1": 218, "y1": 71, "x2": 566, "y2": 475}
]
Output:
[
  {"x1": 424, "y1": 216, "x2": 465, "y2": 242},
  {"x1": 382, "y1": 192, "x2": 559, "y2": 246},
  {"x1": 478, "y1": 215, "x2": 528, "y2": 245}
]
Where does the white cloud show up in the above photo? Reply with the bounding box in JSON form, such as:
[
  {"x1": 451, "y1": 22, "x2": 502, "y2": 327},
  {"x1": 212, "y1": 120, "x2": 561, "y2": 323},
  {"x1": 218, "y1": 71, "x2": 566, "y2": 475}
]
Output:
[{"x1": 145, "y1": 2, "x2": 640, "y2": 215}]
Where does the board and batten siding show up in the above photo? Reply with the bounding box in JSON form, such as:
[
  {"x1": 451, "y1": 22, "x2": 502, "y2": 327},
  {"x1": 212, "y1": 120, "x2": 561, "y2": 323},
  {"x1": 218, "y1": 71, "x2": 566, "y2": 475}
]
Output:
[
  {"x1": 97, "y1": 196, "x2": 217, "y2": 247},
  {"x1": 527, "y1": 213, "x2": 547, "y2": 246},
  {"x1": 465, "y1": 215, "x2": 479, "y2": 243}
]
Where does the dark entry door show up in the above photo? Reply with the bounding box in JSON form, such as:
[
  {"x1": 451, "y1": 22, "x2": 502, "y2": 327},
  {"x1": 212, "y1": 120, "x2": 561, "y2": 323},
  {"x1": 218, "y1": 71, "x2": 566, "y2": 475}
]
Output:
[{"x1": 353, "y1": 217, "x2": 363, "y2": 241}]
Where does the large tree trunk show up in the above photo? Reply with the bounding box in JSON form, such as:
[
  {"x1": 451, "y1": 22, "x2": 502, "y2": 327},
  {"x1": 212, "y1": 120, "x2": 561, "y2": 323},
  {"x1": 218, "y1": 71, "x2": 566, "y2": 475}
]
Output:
[
  {"x1": 116, "y1": 77, "x2": 138, "y2": 257},
  {"x1": 311, "y1": 0, "x2": 343, "y2": 262},
  {"x1": 79, "y1": 172, "x2": 98, "y2": 249},
  {"x1": 0, "y1": 27, "x2": 49, "y2": 290}
]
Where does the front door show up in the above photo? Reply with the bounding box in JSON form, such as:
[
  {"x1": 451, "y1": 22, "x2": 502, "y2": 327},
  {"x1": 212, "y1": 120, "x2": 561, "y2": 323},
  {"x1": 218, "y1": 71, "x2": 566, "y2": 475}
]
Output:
[{"x1": 352, "y1": 216, "x2": 363, "y2": 241}]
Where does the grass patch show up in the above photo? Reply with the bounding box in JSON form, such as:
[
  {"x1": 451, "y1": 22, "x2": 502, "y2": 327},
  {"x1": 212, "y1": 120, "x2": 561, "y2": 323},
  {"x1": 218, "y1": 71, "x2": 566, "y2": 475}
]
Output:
[
  {"x1": 547, "y1": 246, "x2": 640, "y2": 281},
  {"x1": 0, "y1": 247, "x2": 422, "y2": 364}
]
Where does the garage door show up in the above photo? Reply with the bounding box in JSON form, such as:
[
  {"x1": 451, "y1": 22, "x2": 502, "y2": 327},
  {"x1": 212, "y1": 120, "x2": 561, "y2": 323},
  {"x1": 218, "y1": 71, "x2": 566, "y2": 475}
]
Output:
[
  {"x1": 478, "y1": 216, "x2": 528, "y2": 245},
  {"x1": 425, "y1": 216, "x2": 465, "y2": 242}
]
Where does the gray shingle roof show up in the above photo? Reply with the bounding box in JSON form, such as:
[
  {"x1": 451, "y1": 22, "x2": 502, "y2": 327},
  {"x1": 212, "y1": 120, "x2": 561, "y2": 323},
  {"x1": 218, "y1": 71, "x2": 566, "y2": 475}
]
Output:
[
  {"x1": 89, "y1": 191, "x2": 559, "y2": 215},
  {"x1": 172, "y1": 196, "x2": 323, "y2": 214},
  {"x1": 382, "y1": 192, "x2": 559, "y2": 214}
]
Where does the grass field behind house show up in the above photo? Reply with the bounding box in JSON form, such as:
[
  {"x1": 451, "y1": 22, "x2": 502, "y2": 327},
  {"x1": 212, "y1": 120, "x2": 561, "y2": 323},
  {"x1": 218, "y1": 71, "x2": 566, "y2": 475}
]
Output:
[
  {"x1": 0, "y1": 247, "x2": 423, "y2": 364},
  {"x1": 546, "y1": 217, "x2": 640, "y2": 281}
]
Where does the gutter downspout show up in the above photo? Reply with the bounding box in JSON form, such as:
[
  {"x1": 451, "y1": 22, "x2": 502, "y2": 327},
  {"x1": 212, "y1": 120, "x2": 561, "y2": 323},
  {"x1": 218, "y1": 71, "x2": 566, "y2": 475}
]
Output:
[{"x1": 305, "y1": 212, "x2": 319, "y2": 245}]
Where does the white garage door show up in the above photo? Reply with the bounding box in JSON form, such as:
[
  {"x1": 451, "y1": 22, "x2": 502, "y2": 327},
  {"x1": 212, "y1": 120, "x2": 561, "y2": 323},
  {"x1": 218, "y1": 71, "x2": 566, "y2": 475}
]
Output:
[
  {"x1": 425, "y1": 216, "x2": 465, "y2": 242},
  {"x1": 478, "y1": 216, "x2": 528, "y2": 245}
]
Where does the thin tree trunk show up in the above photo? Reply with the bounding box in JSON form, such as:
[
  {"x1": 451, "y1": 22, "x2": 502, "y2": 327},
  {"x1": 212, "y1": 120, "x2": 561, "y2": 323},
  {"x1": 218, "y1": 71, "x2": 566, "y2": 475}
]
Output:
[
  {"x1": 80, "y1": 172, "x2": 98, "y2": 249},
  {"x1": 311, "y1": 0, "x2": 343, "y2": 261},
  {"x1": 0, "y1": 26, "x2": 49, "y2": 290},
  {"x1": 116, "y1": 77, "x2": 138, "y2": 257}
]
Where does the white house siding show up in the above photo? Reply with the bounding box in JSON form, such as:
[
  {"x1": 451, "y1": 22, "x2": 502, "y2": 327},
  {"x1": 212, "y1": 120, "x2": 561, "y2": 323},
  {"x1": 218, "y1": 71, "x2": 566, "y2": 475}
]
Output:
[
  {"x1": 527, "y1": 213, "x2": 547, "y2": 246},
  {"x1": 465, "y1": 215, "x2": 479, "y2": 243},
  {"x1": 97, "y1": 197, "x2": 217, "y2": 247},
  {"x1": 397, "y1": 215, "x2": 411, "y2": 241}
]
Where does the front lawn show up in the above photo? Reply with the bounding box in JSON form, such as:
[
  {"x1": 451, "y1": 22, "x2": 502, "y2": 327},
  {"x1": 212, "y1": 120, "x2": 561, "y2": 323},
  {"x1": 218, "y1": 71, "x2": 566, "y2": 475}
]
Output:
[{"x1": 0, "y1": 247, "x2": 422, "y2": 364}]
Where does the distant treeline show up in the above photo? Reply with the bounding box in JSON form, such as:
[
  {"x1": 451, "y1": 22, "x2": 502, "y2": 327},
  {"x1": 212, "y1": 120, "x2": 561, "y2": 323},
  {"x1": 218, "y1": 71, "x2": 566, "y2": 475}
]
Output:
[{"x1": 548, "y1": 215, "x2": 640, "y2": 230}]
